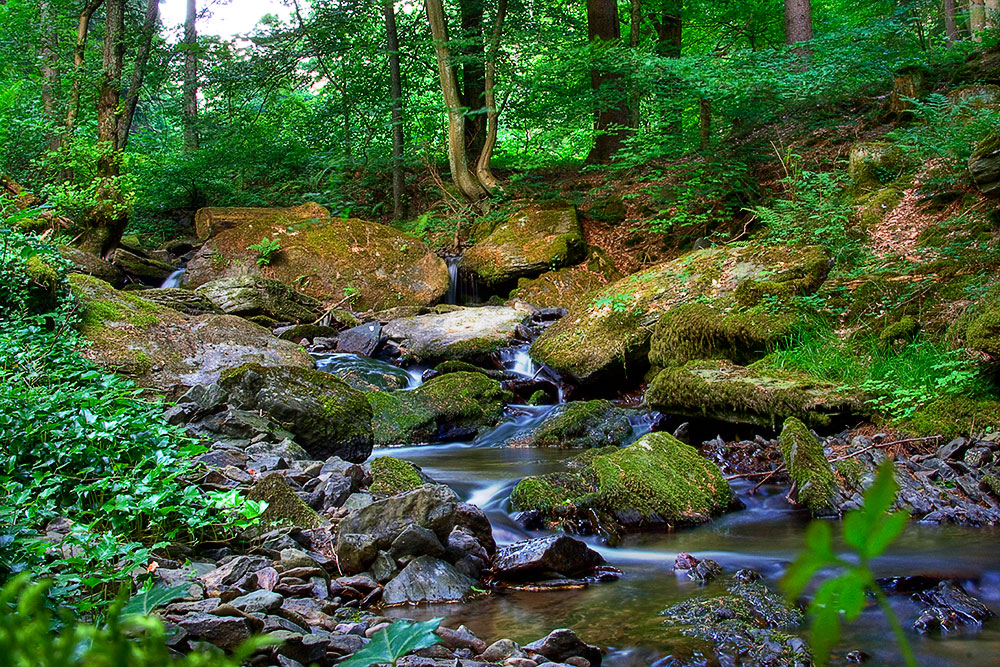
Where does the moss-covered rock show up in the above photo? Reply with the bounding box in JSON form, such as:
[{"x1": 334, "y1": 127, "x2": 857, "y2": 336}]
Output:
[
  {"x1": 196, "y1": 275, "x2": 321, "y2": 324},
  {"x1": 645, "y1": 360, "x2": 864, "y2": 428},
  {"x1": 778, "y1": 417, "x2": 837, "y2": 515},
  {"x1": 185, "y1": 211, "x2": 448, "y2": 310},
  {"x1": 965, "y1": 299, "x2": 1000, "y2": 357},
  {"x1": 460, "y1": 203, "x2": 585, "y2": 288},
  {"x1": 856, "y1": 185, "x2": 906, "y2": 233},
  {"x1": 218, "y1": 363, "x2": 374, "y2": 462},
  {"x1": 111, "y1": 248, "x2": 176, "y2": 285},
  {"x1": 947, "y1": 84, "x2": 1000, "y2": 108},
  {"x1": 648, "y1": 302, "x2": 798, "y2": 368},
  {"x1": 527, "y1": 400, "x2": 633, "y2": 448},
  {"x1": 507, "y1": 247, "x2": 623, "y2": 311},
  {"x1": 433, "y1": 359, "x2": 506, "y2": 379},
  {"x1": 530, "y1": 244, "x2": 830, "y2": 386},
  {"x1": 245, "y1": 473, "x2": 322, "y2": 530},
  {"x1": 367, "y1": 371, "x2": 508, "y2": 447},
  {"x1": 139, "y1": 287, "x2": 224, "y2": 316},
  {"x1": 903, "y1": 396, "x2": 1000, "y2": 439},
  {"x1": 383, "y1": 306, "x2": 527, "y2": 364},
  {"x1": 59, "y1": 246, "x2": 124, "y2": 286},
  {"x1": 369, "y1": 457, "x2": 426, "y2": 496},
  {"x1": 878, "y1": 315, "x2": 920, "y2": 348},
  {"x1": 70, "y1": 274, "x2": 313, "y2": 398},
  {"x1": 848, "y1": 142, "x2": 909, "y2": 190},
  {"x1": 969, "y1": 131, "x2": 1000, "y2": 199},
  {"x1": 510, "y1": 432, "x2": 734, "y2": 536},
  {"x1": 195, "y1": 202, "x2": 330, "y2": 240}
]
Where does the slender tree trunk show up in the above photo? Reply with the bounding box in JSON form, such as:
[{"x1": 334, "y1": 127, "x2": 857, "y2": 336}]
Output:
[
  {"x1": 628, "y1": 0, "x2": 641, "y2": 129},
  {"x1": 183, "y1": 0, "x2": 199, "y2": 152},
  {"x1": 986, "y1": 0, "x2": 998, "y2": 27},
  {"x1": 586, "y1": 0, "x2": 630, "y2": 164},
  {"x1": 699, "y1": 98, "x2": 711, "y2": 150},
  {"x1": 970, "y1": 0, "x2": 987, "y2": 38},
  {"x1": 426, "y1": 0, "x2": 487, "y2": 200},
  {"x1": 119, "y1": 0, "x2": 160, "y2": 149},
  {"x1": 653, "y1": 0, "x2": 682, "y2": 56},
  {"x1": 459, "y1": 0, "x2": 486, "y2": 156},
  {"x1": 784, "y1": 0, "x2": 813, "y2": 45},
  {"x1": 65, "y1": 0, "x2": 104, "y2": 139},
  {"x1": 944, "y1": 0, "x2": 959, "y2": 44},
  {"x1": 40, "y1": 0, "x2": 61, "y2": 145},
  {"x1": 384, "y1": 0, "x2": 405, "y2": 219},
  {"x1": 475, "y1": 0, "x2": 508, "y2": 192}
]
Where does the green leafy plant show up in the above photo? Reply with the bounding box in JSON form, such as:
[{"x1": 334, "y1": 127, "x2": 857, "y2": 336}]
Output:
[
  {"x1": 248, "y1": 237, "x2": 281, "y2": 266},
  {"x1": 343, "y1": 284, "x2": 361, "y2": 305},
  {"x1": 782, "y1": 462, "x2": 915, "y2": 667},
  {"x1": 338, "y1": 617, "x2": 443, "y2": 667},
  {"x1": 121, "y1": 583, "x2": 190, "y2": 617}
]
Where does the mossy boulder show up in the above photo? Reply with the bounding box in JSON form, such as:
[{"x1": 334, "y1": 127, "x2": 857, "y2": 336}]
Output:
[
  {"x1": 969, "y1": 131, "x2": 1000, "y2": 199},
  {"x1": 527, "y1": 400, "x2": 633, "y2": 448},
  {"x1": 856, "y1": 185, "x2": 905, "y2": 233},
  {"x1": 903, "y1": 396, "x2": 1000, "y2": 439},
  {"x1": 185, "y1": 211, "x2": 448, "y2": 310},
  {"x1": 507, "y1": 247, "x2": 623, "y2": 311},
  {"x1": 459, "y1": 204, "x2": 585, "y2": 288},
  {"x1": 195, "y1": 202, "x2": 329, "y2": 240},
  {"x1": 196, "y1": 275, "x2": 321, "y2": 324},
  {"x1": 383, "y1": 306, "x2": 527, "y2": 364},
  {"x1": 245, "y1": 473, "x2": 322, "y2": 531},
  {"x1": 645, "y1": 360, "x2": 864, "y2": 428},
  {"x1": 648, "y1": 302, "x2": 798, "y2": 368},
  {"x1": 369, "y1": 457, "x2": 426, "y2": 496},
  {"x1": 59, "y1": 246, "x2": 124, "y2": 286},
  {"x1": 139, "y1": 288, "x2": 224, "y2": 316},
  {"x1": 509, "y1": 432, "x2": 734, "y2": 536},
  {"x1": 70, "y1": 274, "x2": 313, "y2": 398},
  {"x1": 964, "y1": 299, "x2": 1000, "y2": 358},
  {"x1": 847, "y1": 142, "x2": 909, "y2": 190},
  {"x1": 530, "y1": 244, "x2": 830, "y2": 386},
  {"x1": 366, "y1": 372, "x2": 508, "y2": 447},
  {"x1": 947, "y1": 84, "x2": 1000, "y2": 109},
  {"x1": 111, "y1": 248, "x2": 176, "y2": 285},
  {"x1": 217, "y1": 363, "x2": 374, "y2": 462},
  {"x1": 778, "y1": 417, "x2": 837, "y2": 515}
]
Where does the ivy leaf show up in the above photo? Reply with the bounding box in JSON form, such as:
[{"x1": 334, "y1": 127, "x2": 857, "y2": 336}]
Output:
[
  {"x1": 862, "y1": 509, "x2": 909, "y2": 560},
  {"x1": 121, "y1": 583, "x2": 189, "y2": 616},
  {"x1": 338, "y1": 618, "x2": 443, "y2": 667}
]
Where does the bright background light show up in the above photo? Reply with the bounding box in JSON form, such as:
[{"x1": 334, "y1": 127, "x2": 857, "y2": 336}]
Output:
[{"x1": 159, "y1": 0, "x2": 296, "y2": 38}]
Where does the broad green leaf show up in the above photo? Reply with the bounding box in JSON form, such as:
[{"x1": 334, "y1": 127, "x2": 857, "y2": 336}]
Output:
[
  {"x1": 782, "y1": 554, "x2": 825, "y2": 600},
  {"x1": 842, "y1": 511, "x2": 867, "y2": 552},
  {"x1": 804, "y1": 520, "x2": 835, "y2": 561},
  {"x1": 122, "y1": 584, "x2": 190, "y2": 617},
  {"x1": 338, "y1": 618, "x2": 443, "y2": 667},
  {"x1": 861, "y1": 461, "x2": 899, "y2": 523},
  {"x1": 809, "y1": 579, "x2": 842, "y2": 667},
  {"x1": 837, "y1": 571, "x2": 869, "y2": 621},
  {"x1": 862, "y1": 510, "x2": 909, "y2": 559}
]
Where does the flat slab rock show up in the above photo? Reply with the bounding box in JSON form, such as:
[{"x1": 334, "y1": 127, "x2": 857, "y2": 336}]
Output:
[
  {"x1": 381, "y1": 555, "x2": 477, "y2": 605},
  {"x1": 384, "y1": 307, "x2": 527, "y2": 363}
]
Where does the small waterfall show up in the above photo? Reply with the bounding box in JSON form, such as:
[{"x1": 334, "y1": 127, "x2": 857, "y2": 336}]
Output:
[
  {"x1": 444, "y1": 256, "x2": 478, "y2": 305},
  {"x1": 499, "y1": 345, "x2": 539, "y2": 378},
  {"x1": 161, "y1": 268, "x2": 186, "y2": 289},
  {"x1": 446, "y1": 257, "x2": 460, "y2": 305}
]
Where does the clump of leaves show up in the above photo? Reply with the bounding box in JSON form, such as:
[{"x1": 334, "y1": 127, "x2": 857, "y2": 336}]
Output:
[
  {"x1": 339, "y1": 617, "x2": 443, "y2": 667},
  {"x1": 782, "y1": 462, "x2": 916, "y2": 667},
  {"x1": 248, "y1": 237, "x2": 281, "y2": 265}
]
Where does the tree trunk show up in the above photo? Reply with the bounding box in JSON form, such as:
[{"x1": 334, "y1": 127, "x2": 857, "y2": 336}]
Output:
[
  {"x1": 944, "y1": 0, "x2": 959, "y2": 44},
  {"x1": 88, "y1": 0, "x2": 127, "y2": 257},
  {"x1": 475, "y1": 0, "x2": 509, "y2": 192},
  {"x1": 183, "y1": 0, "x2": 199, "y2": 152},
  {"x1": 40, "y1": 0, "x2": 61, "y2": 144},
  {"x1": 65, "y1": 0, "x2": 104, "y2": 139},
  {"x1": 628, "y1": 0, "x2": 641, "y2": 129},
  {"x1": 970, "y1": 0, "x2": 987, "y2": 38},
  {"x1": 119, "y1": 0, "x2": 160, "y2": 149},
  {"x1": 784, "y1": 0, "x2": 813, "y2": 45},
  {"x1": 987, "y1": 0, "x2": 998, "y2": 27},
  {"x1": 426, "y1": 0, "x2": 487, "y2": 200},
  {"x1": 652, "y1": 0, "x2": 682, "y2": 57},
  {"x1": 586, "y1": 0, "x2": 630, "y2": 164},
  {"x1": 459, "y1": 0, "x2": 486, "y2": 157},
  {"x1": 699, "y1": 98, "x2": 711, "y2": 150},
  {"x1": 384, "y1": 0, "x2": 405, "y2": 219}
]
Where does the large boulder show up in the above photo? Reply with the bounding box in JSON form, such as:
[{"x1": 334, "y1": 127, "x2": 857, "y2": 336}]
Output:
[
  {"x1": 185, "y1": 210, "x2": 449, "y2": 310},
  {"x1": 195, "y1": 202, "x2": 329, "y2": 240},
  {"x1": 196, "y1": 275, "x2": 321, "y2": 324},
  {"x1": 510, "y1": 432, "x2": 735, "y2": 538},
  {"x1": 139, "y1": 287, "x2": 224, "y2": 316},
  {"x1": 70, "y1": 274, "x2": 313, "y2": 399},
  {"x1": 491, "y1": 536, "x2": 605, "y2": 581},
  {"x1": 645, "y1": 360, "x2": 865, "y2": 428},
  {"x1": 59, "y1": 246, "x2": 124, "y2": 286},
  {"x1": 507, "y1": 247, "x2": 622, "y2": 310},
  {"x1": 530, "y1": 244, "x2": 830, "y2": 386},
  {"x1": 848, "y1": 142, "x2": 909, "y2": 190},
  {"x1": 383, "y1": 306, "x2": 527, "y2": 364},
  {"x1": 969, "y1": 131, "x2": 1000, "y2": 199},
  {"x1": 111, "y1": 248, "x2": 176, "y2": 285},
  {"x1": 365, "y1": 372, "x2": 508, "y2": 447},
  {"x1": 778, "y1": 417, "x2": 838, "y2": 516},
  {"x1": 217, "y1": 363, "x2": 374, "y2": 462},
  {"x1": 520, "y1": 400, "x2": 632, "y2": 449},
  {"x1": 459, "y1": 204, "x2": 585, "y2": 288},
  {"x1": 381, "y1": 556, "x2": 477, "y2": 605}
]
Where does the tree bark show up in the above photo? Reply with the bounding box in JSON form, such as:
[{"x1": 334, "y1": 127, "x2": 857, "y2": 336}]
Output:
[
  {"x1": 986, "y1": 0, "x2": 998, "y2": 27},
  {"x1": 384, "y1": 0, "x2": 405, "y2": 219},
  {"x1": 40, "y1": 0, "x2": 61, "y2": 137},
  {"x1": 652, "y1": 0, "x2": 682, "y2": 57},
  {"x1": 970, "y1": 0, "x2": 986, "y2": 38},
  {"x1": 426, "y1": 0, "x2": 487, "y2": 200},
  {"x1": 699, "y1": 98, "x2": 711, "y2": 150},
  {"x1": 944, "y1": 0, "x2": 959, "y2": 44},
  {"x1": 119, "y1": 0, "x2": 160, "y2": 149},
  {"x1": 475, "y1": 0, "x2": 509, "y2": 192},
  {"x1": 784, "y1": 0, "x2": 813, "y2": 45},
  {"x1": 65, "y1": 0, "x2": 105, "y2": 138},
  {"x1": 586, "y1": 0, "x2": 630, "y2": 164},
  {"x1": 183, "y1": 0, "x2": 199, "y2": 152},
  {"x1": 459, "y1": 0, "x2": 486, "y2": 156}
]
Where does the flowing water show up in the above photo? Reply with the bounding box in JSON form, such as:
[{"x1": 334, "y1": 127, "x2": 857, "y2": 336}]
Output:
[
  {"x1": 161, "y1": 268, "x2": 186, "y2": 288},
  {"x1": 328, "y1": 349, "x2": 1000, "y2": 665}
]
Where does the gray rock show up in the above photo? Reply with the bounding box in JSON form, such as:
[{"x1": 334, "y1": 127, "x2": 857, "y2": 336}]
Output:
[
  {"x1": 384, "y1": 307, "x2": 527, "y2": 364},
  {"x1": 337, "y1": 322, "x2": 385, "y2": 356},
  {"x1": 176, "y1": 613, "x2": 253, "y2": 651},
  {"x1": 492, "y1": 536, "x2": 604, "y2": 581},
  {"x1": 337, "y1": 533, "x2": 378, "y2": 574},
  {"x1": 196, "y1": 275, "x2": 321, "y2": 323},
  {"x1": 198, "y1": 555, "x2": 270, "y2": 596},
  {"x1": 391, "y1": 524, "x2": 446, "y2": 561},
  {"x1": 381, "y1": 556, "x2": 477, "y2": 605},
  {"x1": 525, "y1": 629, "x2": 602, "y2": 667},
  {"x1": 481, "y1": 638, "x2": 527, "y2": 662},
  {"x1": 970, "y1": 131, "x2": 1000, "y2": 199},
  {"x1": 228, "y1": 590, "x2": 283, "y2": 614},
  {"x1": 913, "y1": 581, "x2": 994, "y2": 634}
]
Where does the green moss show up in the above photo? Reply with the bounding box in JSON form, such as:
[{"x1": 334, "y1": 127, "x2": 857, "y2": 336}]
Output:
[
  {"x1": 369, "y1": 457, "x2": 425, "y2": 496},
  {"x1": 778, "y1": 417, "x2": 836, "y2": 515},
  {"x1": 878, "y1": 316, "x2": 919, "y2": 348},
  {"x1": 857, "y1": 186, "x2": 905, "y2": 232},
  {"x1": 508, "y1": 473, "x2": 589, "y2": 511},
  {"x1": 835, "y1": 457, "x2": 865, "y2": 488},
  {"x1": 25, "y1": 255, "x2": 60, "y2": 288},
  {"x1": 246, "y1": 473, "x2": 322, "y2": 529},
  {"x1": 848, "y1": 142, "x2": 909, "y2": 191},
  {"x1": 433, "y1": 360, "x2": 504, "y2": 379},
  {"x1": 903, "y1": 396, "x2": 1000, "y2": 439},
  {"x1": 531, "y1": 400, "x2": 632, "y2": 448},
  {"x1": 366, "y1": 391, "x2": 437, "y2": 447},
  {"x1": 964, "y1": 300, "x2": 1000, "y2": 357}
]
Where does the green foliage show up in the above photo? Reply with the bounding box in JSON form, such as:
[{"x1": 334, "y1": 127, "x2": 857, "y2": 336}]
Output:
[
  {"x1": 247, "y1": 236, "x2": 281, "y2": 265},
  {"x1": 121, "y1": 583, "x2": 190, "y2": 617},
  {"x1": 782, "y1": 462, "x2": 915, "y2": 667},
  {"x1": 0, "y1": 575, "x2": 272, "y2": 666},
  {"x1": 338, "y1": 617, "x2": 443, "y2": 667}
]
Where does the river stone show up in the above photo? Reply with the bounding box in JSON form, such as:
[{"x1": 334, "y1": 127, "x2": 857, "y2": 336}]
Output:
[
  {"x1": 530, "y1": 244, "x2": 830, "y2": 386},
  {"x1": 70, "y1": 274, "x2": 313, "y2": 399},
  {"x1": 912, "y1": 581, "x2": 994, "y2": 634},
  {"x1": 245, "y1": 474, "x2": 322, "y2": 530},
  {"x1": 217, "y1": 363, "x2": 373, "y2": 462},
  {"x1": 492, "y1": 536, "x2": 604, "y2": 581},
  {"x1": 460, "y1": 203, "x2": 585, "y2": 289},
  {"x1": 176, "y1": 613, "x2": 253, "y2": 651},
  {"x1": 481, "y1": 639, "x2": 528, "y2": 662},
  {"x1": 228, "y1": 590, "x2": 284, "y2": 614},
  {"x1": 186, "y1": 209, "x2": 449, "y2": 310},
  {"x1": 337, "y1": 322, "x2": 385, "y2": 356},
  {"x1": 196, "y1": 275, "x2": 321, "y2": 323},
  {"x1": 381, "y1": 556, "x2": 476, "y2": 605},
  {"x1": 383, "y1": 306, "x2": 527, "y2": 364},
  {"x1": 508, "y1": 247, "x2": 623, "y2": 311},
  {"x1": 778, "y1": 417, "x2": 839, "y2": 515},
  {"x1": 525, "y1": 400, "x2": 632, "y2": 449},
  {"x1": 198, "y1": 555, "x2": 270, "y2": 597},
  {"x1": 390, "y1": 524, "x2": 446, "y2": 561},
  {"x1": 524, "y1": 629, "x2": 602, "y2": 667}
]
